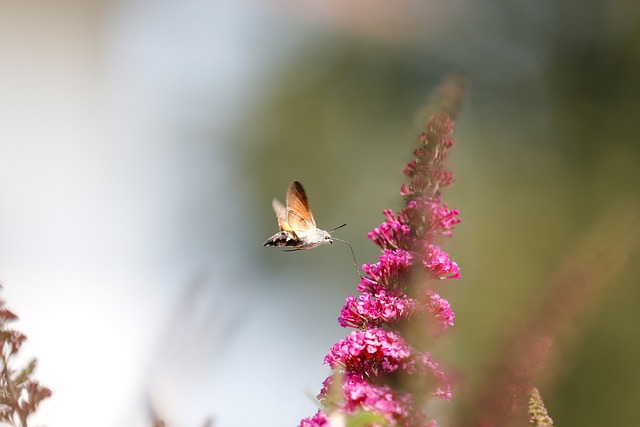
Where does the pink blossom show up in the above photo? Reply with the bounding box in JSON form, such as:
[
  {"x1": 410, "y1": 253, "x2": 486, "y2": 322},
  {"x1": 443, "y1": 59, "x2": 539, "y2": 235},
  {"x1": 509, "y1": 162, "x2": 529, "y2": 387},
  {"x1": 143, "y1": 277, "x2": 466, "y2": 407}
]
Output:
[
  {"x1": 339, "y1": 291, "x2": 418, "y2": 329},
  {"x1": 318, "y1": 373, "x2": 445, "y2": 426},
  {"x1": 367, "y1": 210, "x2": 413, "y2": 250},
  {"x1": 419, "y1": 113, "x2": 455, "y2": 151},
  {"x1": 344, "y1": 376, "x2": 409, "y2": 422},
  {"x1": 403, "y1": 159, "x2": 419, "y2": 177},
  {"x1": 426, "y1": 197, "x2": 461, "y2": 236},
  {"x1": 401, "y1": 113, "x2": 456, "y2": 199},
  {"x1": 422, "y1": 244, "x2": 461, "y2": 279},
  {"x1": 298, "y1": 410, "x2": 329, "y2": 427},
  {"x1": 436, "y1": 169, "x2": 455, "y2": 188},
  {"x1": 400, "y1": 181, "x2": 418, "y2": 199},
  {"x1": 400, "y1": 197, "x2": 460, "y2": 237},
  {"x1": 426, "y1": 291, "x2": 455, "y2": 330},
  {"x1": 324, "y1": 328, "x2": 415, "y2": 376},
  {"x1": 417, "y1": 352, "x2": 452, "y2": 401},
  {"x1": 399, "y1": 178, "x2": 440, "y2": 201},
  {"x1": 340, "y1": 374, "x2": 412, "y2": 424},
  {"x1": 319, "y1": 373, "x2": 419, "y2": 426},
  {"x1": 358, "y1": 249, "x2": 414, "y2": 294},
  {"x1": 401, "y1": 151, "x2": 438, "y2": 183}
]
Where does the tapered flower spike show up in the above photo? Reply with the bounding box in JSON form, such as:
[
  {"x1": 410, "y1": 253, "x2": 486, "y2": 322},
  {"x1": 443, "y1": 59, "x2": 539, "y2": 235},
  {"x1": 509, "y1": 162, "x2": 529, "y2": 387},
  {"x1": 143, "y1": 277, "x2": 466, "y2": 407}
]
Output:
[
  {"x1": 528, "y1": 388, "x2": 554, "y2": 427},
  {"x1": 298, "y1": 104, "x2": 462, "y2": 427}
]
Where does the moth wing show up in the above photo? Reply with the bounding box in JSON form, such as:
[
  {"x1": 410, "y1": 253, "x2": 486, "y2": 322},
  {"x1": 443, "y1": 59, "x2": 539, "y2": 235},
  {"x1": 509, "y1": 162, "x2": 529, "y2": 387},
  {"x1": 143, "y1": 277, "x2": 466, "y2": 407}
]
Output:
[
  {"x1": 287, "y1": 209, "x2": 314, "y2": 238},
  {"x1": 272, "y1": 198, "x2": 292, "y2": 233},
  {"x1": 286, "y1": 181, "x2": 316, "y2": 226}
]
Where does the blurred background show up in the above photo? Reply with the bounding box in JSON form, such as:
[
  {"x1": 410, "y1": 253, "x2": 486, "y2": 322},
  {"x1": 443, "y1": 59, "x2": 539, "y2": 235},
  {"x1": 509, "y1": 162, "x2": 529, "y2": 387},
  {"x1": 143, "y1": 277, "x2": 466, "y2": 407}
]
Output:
[{"x1": 1, "y1": 0, "x2": 639, "y2": 426}]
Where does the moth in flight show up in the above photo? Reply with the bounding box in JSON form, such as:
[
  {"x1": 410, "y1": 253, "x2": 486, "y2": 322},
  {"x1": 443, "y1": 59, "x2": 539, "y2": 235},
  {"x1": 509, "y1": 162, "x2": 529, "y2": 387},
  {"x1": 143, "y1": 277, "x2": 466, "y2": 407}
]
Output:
[
  {"x1": 263, "y1": 181, "x2": 336, "y2": 250},
  {"x1": 263, "y1": 181, "x2": 361, "y2": 276}
]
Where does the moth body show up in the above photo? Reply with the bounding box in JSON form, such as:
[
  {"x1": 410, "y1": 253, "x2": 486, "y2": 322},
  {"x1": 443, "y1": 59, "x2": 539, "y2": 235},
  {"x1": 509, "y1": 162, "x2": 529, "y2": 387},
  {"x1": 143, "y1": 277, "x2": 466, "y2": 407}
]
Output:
[{"x1": 263, "y1": 229, "x2": 333, "y2": 250}]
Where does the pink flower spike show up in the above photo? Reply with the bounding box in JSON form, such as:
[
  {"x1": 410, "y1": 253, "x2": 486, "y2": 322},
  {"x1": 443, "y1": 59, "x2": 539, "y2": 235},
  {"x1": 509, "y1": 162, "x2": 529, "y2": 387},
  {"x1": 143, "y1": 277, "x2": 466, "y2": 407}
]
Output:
[
  {"x1": 338, "y1": 291, "x2": 418, "y2": 329},
  {"x1": 299, "y1": 109, "x2": 462, "y2": 427}
]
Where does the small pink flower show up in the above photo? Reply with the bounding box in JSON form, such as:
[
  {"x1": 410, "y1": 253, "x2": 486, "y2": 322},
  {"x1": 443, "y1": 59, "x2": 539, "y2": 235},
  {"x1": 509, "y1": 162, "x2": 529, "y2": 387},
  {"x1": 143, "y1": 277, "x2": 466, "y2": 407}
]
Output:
[
  {"x1": 403, "y1": 159, "x2": 419, "y2": 177},
  {"x1": 422, "y1": 244, "x2": 461, "y2": 280},
  {"x1": 426, "y1": 291, "x2": 455, "y2": 330},
  {"x1": 426, "y1": 197, "x2": 461, "y2": 236},
  {"x1": 400, "y1": 181, "x2": 418, "y2": 199},
  {"x1": 436, "y1": 169, "x2": 455, "y2": 188}
]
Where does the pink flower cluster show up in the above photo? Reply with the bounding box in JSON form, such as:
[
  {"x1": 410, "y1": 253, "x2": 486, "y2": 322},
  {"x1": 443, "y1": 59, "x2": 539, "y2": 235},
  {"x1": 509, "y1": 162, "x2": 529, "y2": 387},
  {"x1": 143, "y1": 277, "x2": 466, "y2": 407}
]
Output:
[
  {"x1": 299, "y1": 113, "x2": 460, "y2": 427},
  {"x1": 324, "y1": 328, "x2": 414, "y2": 376},
  {"x1": 426, "y1": 291, "x2": 455, "y2": 330},
  {"x1": 358, "y1": 249, "x2": 413, "y2": 293},
  {"x1": 321, "y1": 374, "x2": 416, "y2": 424},
  {"x1": 367, "y1": 210, "x2": 412, "y2": 250},
  {"x1": 299, "y1": 411, "x2": 329, "y2": 427},
  {"x1": 402, "y1": 197, "x2": 461, "y2": 237},
  {"x1": 422, "y1": 244, "x2": 461, "y2": 280},
  {"x1": 339, "y1": 291, "x2": 417, "y2": 329}
]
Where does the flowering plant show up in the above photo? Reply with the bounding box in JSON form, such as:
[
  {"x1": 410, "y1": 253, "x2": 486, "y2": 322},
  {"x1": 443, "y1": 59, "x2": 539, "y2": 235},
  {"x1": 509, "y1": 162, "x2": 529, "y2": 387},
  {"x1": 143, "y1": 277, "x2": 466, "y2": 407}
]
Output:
[
  {"x1": 0, "y1": 292, "x2": 51, "y2": 427},
  {"x1": 299, "y1": 112, "x2": 461, "y2": 427}
]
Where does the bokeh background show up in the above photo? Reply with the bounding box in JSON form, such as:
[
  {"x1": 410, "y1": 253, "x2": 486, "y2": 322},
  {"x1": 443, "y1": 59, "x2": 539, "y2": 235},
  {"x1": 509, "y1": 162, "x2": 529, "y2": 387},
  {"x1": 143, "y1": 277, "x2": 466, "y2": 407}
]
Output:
[{"x1": 1, "y1": 1, "x2": 639, "y2": 426}]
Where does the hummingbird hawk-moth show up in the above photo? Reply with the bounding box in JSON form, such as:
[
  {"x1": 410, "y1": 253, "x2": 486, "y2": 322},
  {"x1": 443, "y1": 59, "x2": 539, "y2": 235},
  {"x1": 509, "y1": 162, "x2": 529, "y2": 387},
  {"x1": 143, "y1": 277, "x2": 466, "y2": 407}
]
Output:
[{"x1": 263, "y1": 181, "x2": 334, "y2": 250}]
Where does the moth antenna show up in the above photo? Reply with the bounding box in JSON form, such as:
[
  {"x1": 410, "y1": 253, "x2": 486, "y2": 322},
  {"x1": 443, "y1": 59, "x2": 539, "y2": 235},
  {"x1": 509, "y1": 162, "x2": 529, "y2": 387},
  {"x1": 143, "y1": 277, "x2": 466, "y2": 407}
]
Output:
[
  {"x1": 329, "y1": 223, "x2": 347, "y2": 232},
  {"x1": 332, "y1": 237, "x2": 361, "y2": 278}
]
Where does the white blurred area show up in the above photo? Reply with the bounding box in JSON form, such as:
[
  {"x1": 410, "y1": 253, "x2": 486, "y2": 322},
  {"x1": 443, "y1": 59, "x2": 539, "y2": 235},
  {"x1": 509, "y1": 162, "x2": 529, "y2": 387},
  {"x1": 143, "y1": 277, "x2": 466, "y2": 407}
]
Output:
[{"x1": 0, "y1": 1, "x2": 339, "y2": 426}]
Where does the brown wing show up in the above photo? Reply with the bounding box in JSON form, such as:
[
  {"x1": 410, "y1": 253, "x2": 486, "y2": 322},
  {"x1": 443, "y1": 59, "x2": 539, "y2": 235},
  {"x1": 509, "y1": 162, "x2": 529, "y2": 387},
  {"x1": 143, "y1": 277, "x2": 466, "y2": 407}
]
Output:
[
  {"x1": 287, "y1": 209, "x2": 313, "y2": 237},
  {"x1": 286, "y1": 181, "x2": 316, "y2": 226},
  {"x1": 272, "y1": 198, "x2": 292, "y2": 232}
]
